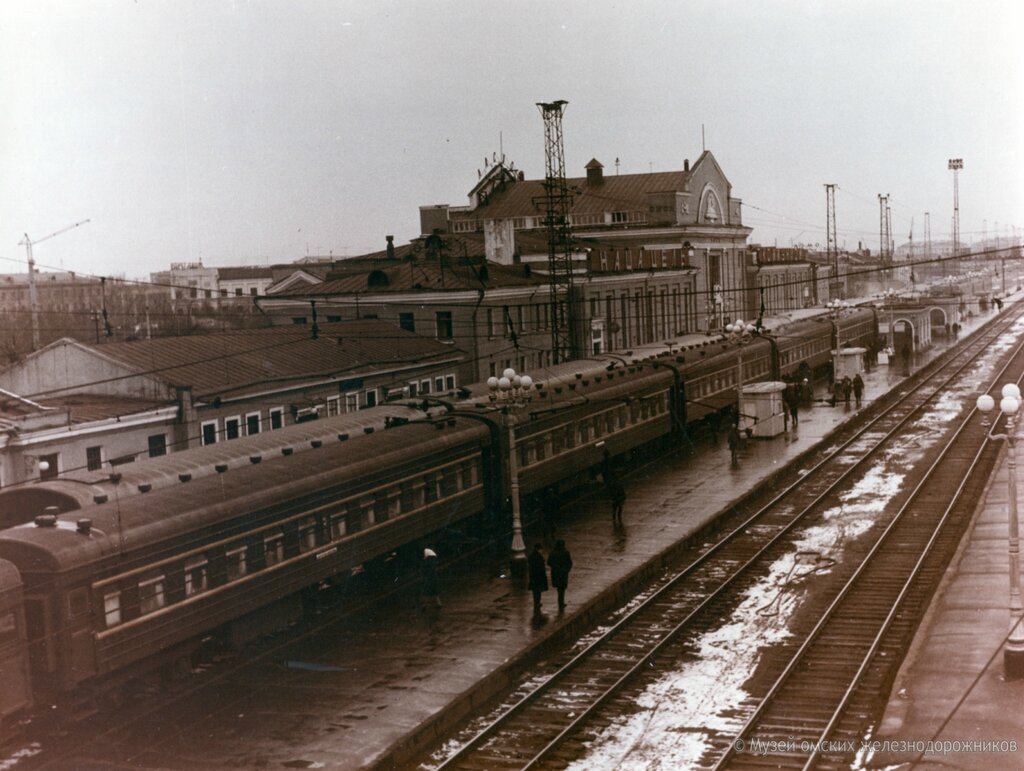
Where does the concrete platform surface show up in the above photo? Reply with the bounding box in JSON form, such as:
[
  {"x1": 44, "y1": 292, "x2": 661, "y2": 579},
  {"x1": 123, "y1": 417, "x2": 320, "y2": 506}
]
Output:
[{"x1": 872, "y1": 445, "x2": 1024, "y2": 771}]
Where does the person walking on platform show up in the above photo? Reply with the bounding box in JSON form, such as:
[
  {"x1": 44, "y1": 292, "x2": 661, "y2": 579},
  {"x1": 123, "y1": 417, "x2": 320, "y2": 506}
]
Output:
[
  {"x1": 606, "y1": 474, "x2": 626, "y2": 525},
  {"x1": 788, "y1": 388, "x2": 799, "y2": 427},
  {"x1": 547, "y1": 539, "x2": 573, "y2": 610},
  {"x1": 853, "y1": 373, "x2": 864, "y2": 409},
  {"x1": 841, "y1": 376, "x2": 852, "y2": 407},
  {"x1": 727, "y1": 423, "x2": 741, "y2": 466},
  {"x1": 528, "y1": 543, "x2": 548, "y2": 612},
  {"x1": 420, "y1": 548, "x2": 441, "y2": 609}
]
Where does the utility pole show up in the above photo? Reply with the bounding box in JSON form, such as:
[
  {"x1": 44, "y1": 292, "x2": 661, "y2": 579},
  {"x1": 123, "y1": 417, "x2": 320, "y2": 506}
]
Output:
[
  {"x1": 18, "y1": 219, "x2": 90, "y2": 351},
  {"x1": 537, "y1": 100, "x2": 576, "y2": 363},
  {"x1": 949, "y1": 158, "x2": 963, "y2": 273},
  {"x1": 825, "y1": 184, "x2": 839, "y2": 300},
  {"x1": 924, "y1": 211, "x2": 932, "y2": 264}
]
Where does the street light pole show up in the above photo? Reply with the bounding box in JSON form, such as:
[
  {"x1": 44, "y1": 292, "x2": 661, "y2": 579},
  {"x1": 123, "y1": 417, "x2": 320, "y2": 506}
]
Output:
[
  {"x1": 976, "y1": 385, "x2": 1024, "y2": 679},
  {"x1": 488, "y1": 367, "x2": 534, "y2": 578},
  {"x1": 725, "y1": 318, "x2": 757, "y2": 427}
]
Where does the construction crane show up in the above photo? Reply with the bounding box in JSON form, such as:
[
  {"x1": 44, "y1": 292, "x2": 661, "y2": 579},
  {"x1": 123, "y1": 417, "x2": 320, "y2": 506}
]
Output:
[{"x1": 18, "y1": 219, "x2": 91, "y2": 350}]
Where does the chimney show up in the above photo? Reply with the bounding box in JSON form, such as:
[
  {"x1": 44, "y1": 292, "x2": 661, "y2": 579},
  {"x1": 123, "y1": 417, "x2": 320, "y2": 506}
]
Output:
[
  {"x1": 684, "y1": 159, "x2": 690, "y2": 172},
  {"x1": 386, "y1": 235, "x2": 395, "y2": 260},
  {"x1": 586, "y1": 159, "x2": 604, "y2": 185}
]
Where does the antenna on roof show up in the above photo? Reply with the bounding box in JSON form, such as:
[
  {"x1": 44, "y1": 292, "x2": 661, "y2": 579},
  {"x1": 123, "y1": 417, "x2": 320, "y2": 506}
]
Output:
[{"x1": 702, "y1": 124, "x2": 706, "y2": 152}]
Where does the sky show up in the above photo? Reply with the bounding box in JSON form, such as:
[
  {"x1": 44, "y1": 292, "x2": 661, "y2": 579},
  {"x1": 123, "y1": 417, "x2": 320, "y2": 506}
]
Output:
[{"x1": 1, "y1": 0, "x2": 1022, "y2": 280}]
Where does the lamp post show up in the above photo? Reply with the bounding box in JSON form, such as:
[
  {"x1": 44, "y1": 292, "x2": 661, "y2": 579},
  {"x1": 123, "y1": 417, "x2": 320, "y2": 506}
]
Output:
[
  {"x1": 976, "y1": 384, "x2": 1024, "y2": 679},
  {"x1": 488, "y1": 367, "x2": 534, "y2": 577},
  {"x1": 725, "y1": 318, "x2": 757, "y2": 428}
]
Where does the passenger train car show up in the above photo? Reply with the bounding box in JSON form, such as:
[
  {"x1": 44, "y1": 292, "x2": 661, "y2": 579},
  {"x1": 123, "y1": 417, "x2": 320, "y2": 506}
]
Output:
[{"x1": 0, "y1": 306, "x2": 877, "y2": 723}]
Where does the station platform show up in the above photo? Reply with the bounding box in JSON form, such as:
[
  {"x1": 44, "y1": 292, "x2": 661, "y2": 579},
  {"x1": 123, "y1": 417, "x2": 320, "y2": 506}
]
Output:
[{"x1": 871, "y1": 438, "x2": 1024, "y2": 769}]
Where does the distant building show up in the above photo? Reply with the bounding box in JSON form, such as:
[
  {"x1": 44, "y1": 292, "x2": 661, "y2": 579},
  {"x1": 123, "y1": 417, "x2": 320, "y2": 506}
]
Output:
[
  {"x1": 0, "y1": 271, "x2": 168, "y2": 357},
  {"x1": 0, "y1": 320, "x2": 465, "y2": 487},
  {"x1": 150, "y1": 262, "x2": 276, "y2": 303}
]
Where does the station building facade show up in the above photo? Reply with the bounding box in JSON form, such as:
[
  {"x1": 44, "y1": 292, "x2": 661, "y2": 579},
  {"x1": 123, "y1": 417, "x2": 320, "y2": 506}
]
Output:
[{"x1": 262, "y1": 150, "x2": 760, "y2": 378}]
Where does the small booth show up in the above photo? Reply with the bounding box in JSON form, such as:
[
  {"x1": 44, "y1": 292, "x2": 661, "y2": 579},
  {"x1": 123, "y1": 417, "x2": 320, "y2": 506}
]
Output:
[
  {"x1": 739, "y1": 381, "x2": 787, "y2": 438},
  {"x1": 833, "y1": 347, "x2": 866, "y2": 380}
]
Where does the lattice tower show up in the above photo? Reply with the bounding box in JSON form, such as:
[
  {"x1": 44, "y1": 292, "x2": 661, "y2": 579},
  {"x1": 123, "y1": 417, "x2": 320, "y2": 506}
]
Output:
[{"x1": 537, "y1": 100, "x2": 576, "y2": 363}]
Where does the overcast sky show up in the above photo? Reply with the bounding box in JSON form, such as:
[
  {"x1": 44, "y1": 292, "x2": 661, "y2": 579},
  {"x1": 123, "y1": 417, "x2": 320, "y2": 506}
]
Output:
[{"x1": 2, "y1": 0, "x2": 1022, "y2": 280}]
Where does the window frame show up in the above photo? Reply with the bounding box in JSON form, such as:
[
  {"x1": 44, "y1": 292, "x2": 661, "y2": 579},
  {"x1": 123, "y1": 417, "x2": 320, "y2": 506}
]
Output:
[{"x1": 201, "y1": 420, "x2": 218, "y2": 446}]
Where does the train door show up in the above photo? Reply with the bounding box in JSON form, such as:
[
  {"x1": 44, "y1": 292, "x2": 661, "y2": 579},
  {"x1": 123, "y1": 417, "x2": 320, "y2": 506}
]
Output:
[
  {"x1": 0, "y1": 574, "x2": 31, "y2": 723},
  {"x1": 23, "y1": 597, "x2": 56, "y2": 693}
]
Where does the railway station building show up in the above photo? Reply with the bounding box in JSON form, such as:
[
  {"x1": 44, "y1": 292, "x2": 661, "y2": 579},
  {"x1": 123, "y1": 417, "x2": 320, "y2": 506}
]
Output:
[
  {"x1": 0, "y1": 319, "x2": 466, "y2": 487},
  {"x1": 260, "y1": 150, "x2": 765, "y2": 378}
]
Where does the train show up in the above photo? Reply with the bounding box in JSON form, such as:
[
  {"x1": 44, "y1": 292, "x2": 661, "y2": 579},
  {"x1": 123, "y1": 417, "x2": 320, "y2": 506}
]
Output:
[{"x1": 0, "y1": 306, "x2": 877, "y2": 729}]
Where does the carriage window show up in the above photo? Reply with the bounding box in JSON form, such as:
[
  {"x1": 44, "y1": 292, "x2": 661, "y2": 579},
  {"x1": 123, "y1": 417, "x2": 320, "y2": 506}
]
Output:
[
  {"x1": 424, "y1": 475, "x2": 439, "y2": 503},
  {"x1": 0, "y1": 612, "x2": 15, "y2": 642},
  {"x1": 331, "y1": 513, "x2": 347, "y2": 539},
  {"x1": 67, "y1": 587, "x2": 89, "y2": 619},
  {"x1": 387, "y1": 492, "x2": 401, "y2": 517},
  {"x1": 347, "y1": 500, "x2": 364, "y2": 533},
  {"x1": 533, "y1": 437, "x2": 546, "y2": 462},
  {"x1": 299, "y1": 517, "x2": 317, "y2": 551},
  {"x1": 264, "y1": 533, "x2": 284, "y2": 565},
  {"x1": 360, "y1": 496, "x2": 375, "y2": 525},
  {"x1": 139, "y1": 577, "x2": 165, "y2": 615},
  {"x1": 185, "y1": 558, "x2": 208, "y2": 596},
  {"x1": 442, "y1": 466, "x2": 458, "y2": 495},
  {"x1": 226, "y1": 547, "x2": 247, "y2": 581},
  {"x1": 373, "y1": 494, "x2": 389, "y2": 523},
  {"x1": 104, "y1": 592, "x2": 121, "y2": 628}
]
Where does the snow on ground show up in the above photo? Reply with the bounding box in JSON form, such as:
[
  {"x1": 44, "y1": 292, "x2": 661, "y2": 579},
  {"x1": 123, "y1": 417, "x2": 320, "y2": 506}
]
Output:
[
  {"x1": 565, "y1": 330, "x2": 1019, "y2": 770},
  {"x1": 0, "y1": 744, "x2": 41, "y2": 771}
]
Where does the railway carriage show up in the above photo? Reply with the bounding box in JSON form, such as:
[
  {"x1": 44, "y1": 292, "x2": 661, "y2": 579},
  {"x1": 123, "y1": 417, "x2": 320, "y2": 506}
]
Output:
[
  {"x1": 0, "y1": 418, "x2": 491, "y2": 704},
  {"x1": 0, "y1": 401, "x2": 442, "y2": 529}
]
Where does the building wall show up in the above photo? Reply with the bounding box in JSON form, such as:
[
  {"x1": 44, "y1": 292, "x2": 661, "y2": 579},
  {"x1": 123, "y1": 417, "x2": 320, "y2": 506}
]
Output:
[
  {"x1": 1, "y1": 413, "x2": 178, "y2": 488},
  {"x1": 0, "y1": 340, "x2": 173, "y2": 402}
]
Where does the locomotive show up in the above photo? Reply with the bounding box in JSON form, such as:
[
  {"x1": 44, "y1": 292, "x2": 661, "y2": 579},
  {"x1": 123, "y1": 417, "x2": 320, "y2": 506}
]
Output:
[{"x1": 0, "y1": 306, "x2": 877, "y2": 726}]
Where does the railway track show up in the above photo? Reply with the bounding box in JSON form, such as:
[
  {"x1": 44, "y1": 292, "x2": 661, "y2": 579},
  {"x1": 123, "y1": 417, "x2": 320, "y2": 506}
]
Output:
[{"x1": 425, "y1": 311, "x2": 1024, "y2": 770}]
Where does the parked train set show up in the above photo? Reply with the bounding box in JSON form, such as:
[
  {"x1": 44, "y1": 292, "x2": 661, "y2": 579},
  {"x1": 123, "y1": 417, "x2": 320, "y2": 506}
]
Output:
[{"x1": 0, "y1": 307, "x2": 878, "y2": 730}]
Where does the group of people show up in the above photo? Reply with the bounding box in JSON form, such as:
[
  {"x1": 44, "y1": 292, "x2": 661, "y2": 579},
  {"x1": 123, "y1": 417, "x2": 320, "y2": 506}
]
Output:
[{"x1": 830, "y1": 373, "x2": 865, "y2": 409}]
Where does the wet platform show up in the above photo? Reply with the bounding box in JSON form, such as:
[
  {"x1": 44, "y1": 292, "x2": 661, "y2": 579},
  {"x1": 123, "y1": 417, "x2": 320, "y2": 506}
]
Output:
[{"x1": 872, "y1": 429, "x2": 1024, "y2": 769}]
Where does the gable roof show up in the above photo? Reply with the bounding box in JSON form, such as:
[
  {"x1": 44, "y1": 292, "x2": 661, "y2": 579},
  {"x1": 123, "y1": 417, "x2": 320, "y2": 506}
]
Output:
[
  {"x1": 453, "y1": 168, "x2": 692, "y2": 222},
  {"x1": 89, "y1": 320, "x2": 463, "y2": 398}
]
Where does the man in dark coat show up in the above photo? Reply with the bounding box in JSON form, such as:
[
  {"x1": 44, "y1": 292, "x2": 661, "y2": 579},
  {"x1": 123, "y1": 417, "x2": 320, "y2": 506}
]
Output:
[
  {"x1": 527, "y1": 543, "x2": 548, "y2": 612},
  {"x1": 727, "y1": 424, "x2": 741, "y2": 466},
  {"x1": 421, "y1": 548, "x2": 440, "y2": 608},
  {"x1": 606, "y1": 474, "x2": 626, "y2": 524},
  {"x1": 852, "y1": 373, "x2": 864, "y2": 409},
  {"x1": 547, "y1": 540, "x2": 573, "y2": 610}
]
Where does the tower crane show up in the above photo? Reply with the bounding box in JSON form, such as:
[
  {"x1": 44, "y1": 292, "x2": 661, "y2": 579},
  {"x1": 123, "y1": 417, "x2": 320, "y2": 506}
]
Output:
[{"x1": 18, "y1": 219, "x2": 90, "y2": 350}]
